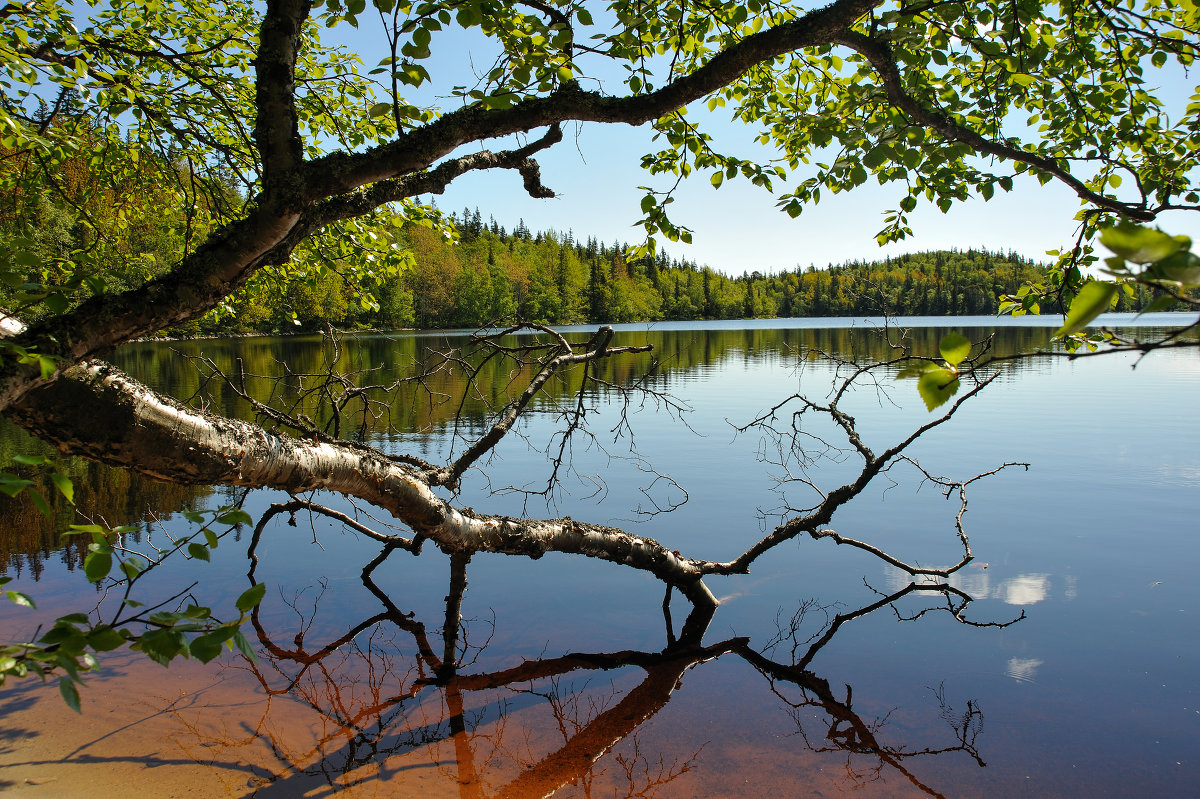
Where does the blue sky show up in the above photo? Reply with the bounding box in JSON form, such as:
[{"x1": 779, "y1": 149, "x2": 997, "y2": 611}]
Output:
[
  {"x1": 422, "y1": 119, "x2": 1091, "y2": 273},
  {"x1": 332, "y1": 8, "x2": 1199, "y2": 276}
]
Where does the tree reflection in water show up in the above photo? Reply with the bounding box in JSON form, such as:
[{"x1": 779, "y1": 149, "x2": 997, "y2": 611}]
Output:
[{"x1": 156, "y1": 515, "x2": 1019, "y2": 798}]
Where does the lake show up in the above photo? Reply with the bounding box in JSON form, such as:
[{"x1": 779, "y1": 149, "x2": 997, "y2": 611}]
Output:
[{"x1": 1, "y1": 314, "x2": 1197, "y2": 798}]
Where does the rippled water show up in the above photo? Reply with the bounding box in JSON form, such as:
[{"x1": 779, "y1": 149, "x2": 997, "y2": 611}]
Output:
[{"x1": 1, "y1": 314, "x2": 1197, "y2": 798}]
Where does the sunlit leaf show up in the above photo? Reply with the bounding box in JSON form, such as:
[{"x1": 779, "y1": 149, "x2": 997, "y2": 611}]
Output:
[
  {"x1": 83, "y1": 551, "x2": 113, "y2": 583},
  {"x1": 50, "y1": 472, "x2": 74, "y2": 504},
  {"x1": 917, "y1": 367, "x2": 960, "y2": 411},
  {"x1": 235, "y1": 583, "x2": 267, "y2": 613},
  {"x1": 1054, "y1": 282, "x2": 1119, "y2": 338},
  {"x1": 938, "y1": 332, "x2": 971, "y2": 366},
  {"x1": 5, "y1": 590, "x2": 35, "y2": 609},
  {"x1": 1100, "y1": 223, "x2": 1182, "y2": 265}
]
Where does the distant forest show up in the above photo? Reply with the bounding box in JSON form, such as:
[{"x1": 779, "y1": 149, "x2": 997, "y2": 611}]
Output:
[
  {"x1": 0, "y1": 132, "x2": 1170, "y2": 337},
  {"x1": 203, "y1": 207, "x2": 1167, "y2": 334}
]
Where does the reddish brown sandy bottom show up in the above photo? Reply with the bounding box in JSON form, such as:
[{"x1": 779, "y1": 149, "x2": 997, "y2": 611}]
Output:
[{"x1": 0, "y1": 649, "x2": 971, "y2": 799}]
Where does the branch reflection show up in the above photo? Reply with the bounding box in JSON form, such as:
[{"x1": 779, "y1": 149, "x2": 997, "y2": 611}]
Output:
[{"x1": 168, "y1": 544, "x2": 1018, "y2": 797}]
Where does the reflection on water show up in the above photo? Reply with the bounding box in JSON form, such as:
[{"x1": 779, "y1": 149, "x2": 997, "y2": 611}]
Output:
[
  {"x1": 1005, "y1": 657, "x2": 1044, "y2": 684},
  {"x1": 997, "y1": 574, "x2": 1050, "y2": 605},
  {"x1": 2, "y1": 316, "x2": 1199, "y2": 797},
  {"x1": 0, "y1": 542, "x2": 1001, "y2": 798},
  {"x1": 171, "y1": 560, "x2": 1004, "y2": 797},
  {"x1": 886, "y1": 568, "x2": 1053, "y2": 607}
]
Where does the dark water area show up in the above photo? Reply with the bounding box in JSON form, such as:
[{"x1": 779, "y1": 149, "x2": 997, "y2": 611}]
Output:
[{"x1": 0, "y1": 314, "x2": 1197, "y2": 797}]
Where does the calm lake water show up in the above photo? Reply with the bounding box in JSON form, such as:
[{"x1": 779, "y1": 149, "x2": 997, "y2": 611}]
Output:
[{"x1": 1, "y1": 314, "x2": 1197, "y2": 798}]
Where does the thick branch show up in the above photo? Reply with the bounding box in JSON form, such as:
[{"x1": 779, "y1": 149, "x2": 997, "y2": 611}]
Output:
[
  {"x1": 6, "y1": 360, "x2": 716, "y2": 605},
  {"x1": 255, "y1": 0, "x2": 309, "y2": 196},
  {"x1": 0, "y1": 1, "x2": 879, "y2": 412},
  {"x1": 301, "y1": 0, "x2": 882, "y2": 196},
  {"x1": 832, "y1": 29, "x2": 1157, "y2": 222},
  {"x1": 304, "y1": 124, "x2": 564, "y2": 230}
]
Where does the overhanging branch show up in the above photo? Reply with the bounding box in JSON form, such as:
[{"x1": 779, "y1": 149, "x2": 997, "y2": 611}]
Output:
[{"x1": 831, "y1": 29, "x2": 1158, "y2": 222}]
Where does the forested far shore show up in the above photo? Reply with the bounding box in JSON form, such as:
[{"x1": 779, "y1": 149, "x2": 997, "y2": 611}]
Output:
[
  {"x1": 193, "y1": 209, "x2": 1175, "y2": 334},
  {"x1": 0, "y1": 133, "x2": 1181, "y2": 338}
]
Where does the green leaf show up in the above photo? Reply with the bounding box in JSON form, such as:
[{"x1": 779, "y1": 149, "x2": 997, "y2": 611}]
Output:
[
  {"x1": 83, "y1": 551, "x2": 113, "y2": 583},
  {"x1": 215, "y1": 508, "x2": 252, "y2": 526},
  {"x1": 938, "y1": 332, "x2": 971, "y2": 366},
  {"x1": 1054, "y1": 282, "x2": 1119, "y2": 338},
  {"x1": 86, "y1": 626, "x2": 126, "y2": 652},
  {"x1": 368, "y1": 102, "x2": 391, "y2": 118},
  {"x1": 203, "y1": 529, "x2": 219, "y2": 549},
  {"x1": 120, "y1": 558, "x2": 145, "y2": 581},
  {"x1": 187, "y1": 543, "x2": 210, "y2": 562},
  {"x1": 5, "y1": 590, "x2": 35, "y2": 609},
  {"x1": 59, "y1": 676, "x2": 82, "y2": 713},
  {"x1": 135, "y1": 629, "x2": 186, "y2": 667},
  {"x1": 43, "y1": 293, "x2": 69, "y2": 314},
  {"x1": 1136, "y1": 294, "x2": 1178, "y2": 315},
  {"x1": 1148, "y1": 251, "x2": 1200, "y2": 286},
  {"x1": 895, "y1": 361, "x2": 936, "y2": 380},
  {"x1": 917, "y1": 367, "x2": 961, "y2": 412},
  {"x1": 50, "y1": 472, "x2": 74, "y2": 504},
  {"x1": 231, "y1": 630, "x2": 257, "y2": 661},
  {"x1": 235, "y1": 583, "x2": 267, "y2": 613},
  {"x1": 28, "y1": 488, "x2": 51, "y2": 518},
  {"x1": 1100, "y1": 223, "x2": 1182, "y2": 265},
  {"x1": 188, "y1": 633, "x2": 223, "y2": 664}
]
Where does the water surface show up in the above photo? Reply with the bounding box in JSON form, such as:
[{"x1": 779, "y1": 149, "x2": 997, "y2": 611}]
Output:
[{"x1": 1, "y1": 314, "x2": 1197, "y2": 797}]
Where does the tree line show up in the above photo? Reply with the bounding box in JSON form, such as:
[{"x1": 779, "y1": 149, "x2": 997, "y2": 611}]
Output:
[
  {"x1": 204, "y1": 207, "x2": 1171, "y2": 334},
  {"x1": 0, "y1": 121, "x2": 1174, "y2": 338}
]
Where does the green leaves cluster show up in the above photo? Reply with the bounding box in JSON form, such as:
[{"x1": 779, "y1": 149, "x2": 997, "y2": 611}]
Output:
[
  {"x1": 897, "y1": 331, "x2": 971, "y2": 411},
  {"x1": 1053, "y1": 223, "x2": 1200, "y2": 339},
  {"x1": 628, "y1": 0, "x2": 1198, "y2": 251},
  {"x1": 0, "y1": 506, "x2": 265, "y2": 711}
]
